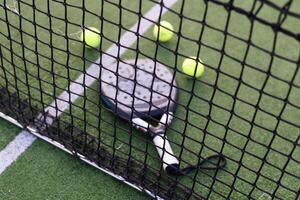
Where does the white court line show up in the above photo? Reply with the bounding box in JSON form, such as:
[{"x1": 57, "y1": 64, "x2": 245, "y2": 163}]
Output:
[
  {"x1": 0, "y1": 130, "x2": 35, "y2": 174},
  {"x1": 0, "y1": 0, "x2": 177, "y2": 178}
]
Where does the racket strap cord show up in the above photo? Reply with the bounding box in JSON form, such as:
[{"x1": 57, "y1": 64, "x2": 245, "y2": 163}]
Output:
[{"x1": 167, "y1": 154, "x2": 227, "y2": 176}]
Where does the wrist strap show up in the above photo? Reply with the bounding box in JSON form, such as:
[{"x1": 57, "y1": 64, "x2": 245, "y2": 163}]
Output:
[{"x1": 165, "y1": 154, "x2": 227, "y2": 176}]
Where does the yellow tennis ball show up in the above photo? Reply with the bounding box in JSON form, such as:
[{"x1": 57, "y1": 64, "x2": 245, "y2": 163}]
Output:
[
  {"x1": 153, "y1": 21, "x2": 174, "y2": 42},
  {"x1": 80, "y1": 27, "x2": 101, "y2": 48},
  {"x1": 182, "y1": 57, "x2": 205, "y2": 78}
]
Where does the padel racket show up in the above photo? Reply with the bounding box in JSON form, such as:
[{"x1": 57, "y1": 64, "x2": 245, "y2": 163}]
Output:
[{"x1": 100, "y1": 58, "x2": 226, "y2": 175}]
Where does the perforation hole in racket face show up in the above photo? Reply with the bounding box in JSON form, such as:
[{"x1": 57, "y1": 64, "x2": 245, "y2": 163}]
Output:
[{"x1": 101, "y1": 59, "x2": 178, "y2": 120}]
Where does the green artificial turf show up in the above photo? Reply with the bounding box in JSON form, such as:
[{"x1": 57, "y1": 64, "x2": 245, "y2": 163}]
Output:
[
  {"x1": 0, "y1": 0, "x2": 153, "y2": 105},
  {"x1": 0, "y1": 139, "x2": 147, "y2": 200},
  {"x1": 60, "y1": 0, "x2": 300, "y2": 199},
  {"x1": 0, "y1": 0, "x2": 299, "y2": 199},
  {"x1": 0, "y1": 119, "x2": 20, "y2": 150}
]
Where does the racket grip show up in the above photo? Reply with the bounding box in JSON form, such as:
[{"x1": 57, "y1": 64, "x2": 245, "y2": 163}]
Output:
[{"x1": 153, "y1": 134, "x2": 179, "y2": 171}]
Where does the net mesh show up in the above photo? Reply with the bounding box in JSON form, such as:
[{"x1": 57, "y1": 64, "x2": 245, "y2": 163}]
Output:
[{"x1": 0, "y1": 0, "x2": 299, "y2": 199}]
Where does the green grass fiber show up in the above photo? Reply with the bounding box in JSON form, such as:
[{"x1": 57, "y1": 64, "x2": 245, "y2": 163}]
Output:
[
  {"x1": 0, "y1": 139, "x2": 147, "y2": 200},
  {"x1": 0, "y1": 119, "x2": 20, "y2": 150},
  {"x1": 0, "y1": 0, "x2": 299, "y2": 199}
]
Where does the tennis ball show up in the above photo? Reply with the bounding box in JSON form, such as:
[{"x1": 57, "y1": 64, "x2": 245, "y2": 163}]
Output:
[
  {"x1": 182, "y1": 57, "x2": 205, "y2": 78},
  {"x1": 80, "y1": 27, "x2": 101, "y2": 48},
  {"x1": 153, "y1": 21, "x2": 174, "y2": 42}
]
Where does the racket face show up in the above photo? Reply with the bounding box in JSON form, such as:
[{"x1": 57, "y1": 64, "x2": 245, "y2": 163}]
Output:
[{"x1": 100, "y1": 59, "x2": 178, "y2": 121}]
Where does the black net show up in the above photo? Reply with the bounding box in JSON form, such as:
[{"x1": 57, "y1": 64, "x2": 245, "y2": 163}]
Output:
[{"x1": 0, "y1": 0, "x2": 300, "y2": 199}]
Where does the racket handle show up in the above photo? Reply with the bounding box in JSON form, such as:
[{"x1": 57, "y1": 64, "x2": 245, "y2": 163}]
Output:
[
  {"x1": 153, "y1": 134, "x2": 179, "y2": 171},
  {"x1": 132, "y1": 117, "x2": 179, "y2": 172}
]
